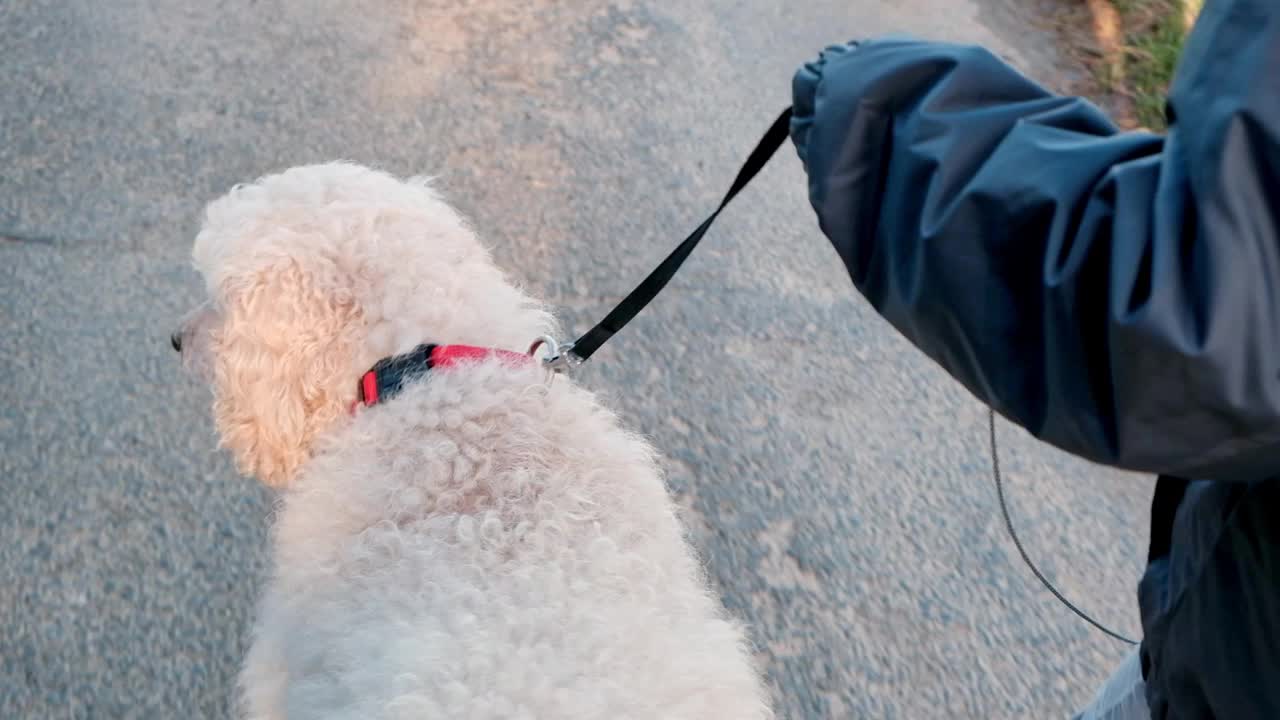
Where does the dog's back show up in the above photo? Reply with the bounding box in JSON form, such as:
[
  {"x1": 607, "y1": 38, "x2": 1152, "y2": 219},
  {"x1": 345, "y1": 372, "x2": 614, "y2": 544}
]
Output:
[{"x1": 239, "y1": 360, "x2": 773, "y2": 719}]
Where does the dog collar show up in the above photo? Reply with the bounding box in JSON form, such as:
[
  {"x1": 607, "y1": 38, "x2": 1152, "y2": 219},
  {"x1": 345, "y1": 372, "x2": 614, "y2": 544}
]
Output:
[{"x1": 355, "y1": 343, "x2": 531, "y2": 409}]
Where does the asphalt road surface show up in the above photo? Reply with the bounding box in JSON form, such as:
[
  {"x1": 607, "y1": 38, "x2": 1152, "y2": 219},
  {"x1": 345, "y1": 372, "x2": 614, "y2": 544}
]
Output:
[{"x1": 1, "y1": 0, "x2": 1154, "y2": 717}]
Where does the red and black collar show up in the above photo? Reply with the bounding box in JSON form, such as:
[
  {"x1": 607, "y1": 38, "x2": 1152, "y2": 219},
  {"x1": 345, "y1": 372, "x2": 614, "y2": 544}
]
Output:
[
  {"x1": 351, "y1": 111, "x2": 792, "y2": 413},
  {"x1": 356, "y1": 343, "x2": 530, "y2": 408}
]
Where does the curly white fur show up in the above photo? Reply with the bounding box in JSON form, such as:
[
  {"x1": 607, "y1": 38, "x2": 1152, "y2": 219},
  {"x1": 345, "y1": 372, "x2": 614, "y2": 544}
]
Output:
[{"x1": 176, "y1": 162, "x2": 774, "y2": 719}]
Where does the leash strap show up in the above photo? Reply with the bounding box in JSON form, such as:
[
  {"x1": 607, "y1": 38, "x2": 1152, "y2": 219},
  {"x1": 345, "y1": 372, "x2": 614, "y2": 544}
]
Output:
[{"x1": 566, "y1": 107, "x2": 794, "y2": 363}]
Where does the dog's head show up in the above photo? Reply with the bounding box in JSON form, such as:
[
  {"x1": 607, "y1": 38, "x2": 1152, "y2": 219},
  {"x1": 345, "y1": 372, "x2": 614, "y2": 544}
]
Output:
[{"x1": 173, "y1": 162, "x2": 554, "y2": 488}]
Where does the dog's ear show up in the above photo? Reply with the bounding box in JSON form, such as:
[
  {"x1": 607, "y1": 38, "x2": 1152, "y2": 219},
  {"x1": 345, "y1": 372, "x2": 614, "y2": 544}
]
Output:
[{"x1": 211, "y1": 260, "x2": 362, "y2": 488}]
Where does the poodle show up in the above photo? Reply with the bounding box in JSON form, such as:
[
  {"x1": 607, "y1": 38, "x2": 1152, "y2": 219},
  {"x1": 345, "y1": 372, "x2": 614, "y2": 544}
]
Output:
[{"x1": 173, "y1": 162, "x2": 774, "y2": 719}]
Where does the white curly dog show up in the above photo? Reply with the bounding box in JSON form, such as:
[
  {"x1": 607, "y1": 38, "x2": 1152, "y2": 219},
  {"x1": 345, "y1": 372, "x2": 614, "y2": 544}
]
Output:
[{"x1": 173, "y1": 162, "x2": 774, "y2": 719}]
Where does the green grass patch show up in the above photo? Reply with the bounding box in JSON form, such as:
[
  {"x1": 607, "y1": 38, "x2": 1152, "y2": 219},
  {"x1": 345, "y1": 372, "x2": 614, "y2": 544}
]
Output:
[{"x1": 1111, "y1": 0, "x2": 1201, "y2": 129}]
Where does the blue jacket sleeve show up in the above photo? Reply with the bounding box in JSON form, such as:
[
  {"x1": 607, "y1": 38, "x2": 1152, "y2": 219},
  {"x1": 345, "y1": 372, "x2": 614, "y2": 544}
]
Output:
[{"x1": 791, "y1": 0, "x2": 1280, "y2": 482}]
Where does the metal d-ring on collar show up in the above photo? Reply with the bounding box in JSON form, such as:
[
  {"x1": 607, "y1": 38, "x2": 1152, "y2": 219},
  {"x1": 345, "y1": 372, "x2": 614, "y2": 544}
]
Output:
[{"x1": 528, "y1": 335, "x2": 582, "y2": 374}]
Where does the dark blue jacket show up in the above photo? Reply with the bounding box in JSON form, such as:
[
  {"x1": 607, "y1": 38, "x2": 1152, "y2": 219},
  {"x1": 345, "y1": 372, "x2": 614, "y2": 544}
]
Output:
[{"x1": 789, "y1": 1, "x2": 1280, "y2": 717}]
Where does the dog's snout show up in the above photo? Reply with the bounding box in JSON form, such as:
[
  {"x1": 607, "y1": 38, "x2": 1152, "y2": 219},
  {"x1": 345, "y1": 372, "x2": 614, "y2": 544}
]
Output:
[{"x1": 171, "y1": 331, "x2": 183, "y2": 353}]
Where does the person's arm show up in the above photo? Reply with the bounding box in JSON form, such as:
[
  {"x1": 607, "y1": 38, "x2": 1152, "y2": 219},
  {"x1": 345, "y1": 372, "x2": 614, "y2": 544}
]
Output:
[{"x1": 791, "y1": 0, "x2": 1280, "y2": 482}]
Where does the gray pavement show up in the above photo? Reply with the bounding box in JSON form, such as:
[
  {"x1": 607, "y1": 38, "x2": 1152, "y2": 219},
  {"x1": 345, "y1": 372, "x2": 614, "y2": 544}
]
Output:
[{"x1": 0, "y1": 0, "x2": 1153, "y2": 717}]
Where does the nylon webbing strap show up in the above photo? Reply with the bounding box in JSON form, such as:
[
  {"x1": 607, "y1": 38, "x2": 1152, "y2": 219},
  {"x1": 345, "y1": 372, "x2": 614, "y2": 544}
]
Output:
[{"x1": 568, "y1": 107, "x2": 794, "y2": 362}]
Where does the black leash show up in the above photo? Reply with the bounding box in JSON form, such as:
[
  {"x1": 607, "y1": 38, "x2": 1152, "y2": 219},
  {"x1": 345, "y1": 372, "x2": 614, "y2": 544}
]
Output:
[
  {"x1": 539, "y1": 102, "x2": 1137, "y2": 647},
  {"x1": 552, "y1": 107, "x2": 795, "y2": 366}
]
